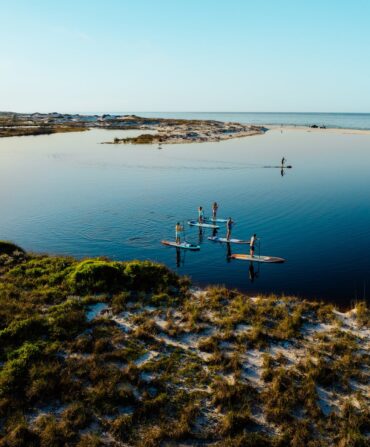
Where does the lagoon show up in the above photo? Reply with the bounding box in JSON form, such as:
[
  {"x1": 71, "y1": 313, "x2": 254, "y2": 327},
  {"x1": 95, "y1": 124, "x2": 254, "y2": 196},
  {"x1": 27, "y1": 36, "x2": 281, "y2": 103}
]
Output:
[{"x1": 1, "y1": 125, "x2": 369, "y2": 306}]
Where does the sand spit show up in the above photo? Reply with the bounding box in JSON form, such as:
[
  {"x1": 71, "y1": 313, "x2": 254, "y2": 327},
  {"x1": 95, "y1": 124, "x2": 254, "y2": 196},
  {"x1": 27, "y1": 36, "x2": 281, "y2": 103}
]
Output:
[
  {"x1": 106, "y1": 119, "x2": 265, "y2": 145},
  {"x1": 266, "y1": 124, "x2": 370, "y2": 135}
]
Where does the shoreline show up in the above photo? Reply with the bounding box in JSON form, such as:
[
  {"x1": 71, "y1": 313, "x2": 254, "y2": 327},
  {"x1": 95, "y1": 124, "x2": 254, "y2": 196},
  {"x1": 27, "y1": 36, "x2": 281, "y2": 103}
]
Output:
[
  {"x1": 265, "y1": 124, "x2": 370, "y2": 135},
  {"x1": 1, "y1": 111, "x2": 370, "y2": 141}
]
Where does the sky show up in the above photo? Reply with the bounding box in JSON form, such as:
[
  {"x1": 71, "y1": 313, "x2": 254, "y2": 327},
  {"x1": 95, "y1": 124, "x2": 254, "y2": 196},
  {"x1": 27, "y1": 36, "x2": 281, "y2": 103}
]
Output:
[{"x1": 1, "y1": 0, "x2": 370, "y2": 113}]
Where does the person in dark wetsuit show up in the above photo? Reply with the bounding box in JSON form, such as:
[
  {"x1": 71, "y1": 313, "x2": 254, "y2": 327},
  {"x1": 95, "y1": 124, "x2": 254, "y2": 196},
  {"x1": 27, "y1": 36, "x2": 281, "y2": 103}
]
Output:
[
  {"x1": 226, "y1": 217, "x2": 234, "y2": 241},
  {"x1": 281, "y1": 157, "x2": 286, "y2": 167}
]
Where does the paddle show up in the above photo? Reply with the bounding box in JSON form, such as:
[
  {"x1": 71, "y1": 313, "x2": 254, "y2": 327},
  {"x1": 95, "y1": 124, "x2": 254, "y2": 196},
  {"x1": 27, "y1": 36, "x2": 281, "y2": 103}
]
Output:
[{"x1": 182, "y1": 220, "x2": 188, "y2": 245}]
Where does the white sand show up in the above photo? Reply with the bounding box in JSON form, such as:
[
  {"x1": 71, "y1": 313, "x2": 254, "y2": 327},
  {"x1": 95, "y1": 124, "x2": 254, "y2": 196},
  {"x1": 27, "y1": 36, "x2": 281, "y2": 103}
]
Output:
[{"x1": 266, "y1": 125, "x2": 370, "y2": 135}]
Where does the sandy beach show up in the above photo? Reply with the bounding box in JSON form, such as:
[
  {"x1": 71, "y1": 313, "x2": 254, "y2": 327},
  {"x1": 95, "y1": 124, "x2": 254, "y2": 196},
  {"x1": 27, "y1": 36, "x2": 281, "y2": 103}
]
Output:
[{"x1": 266, "y1": 125, "x2": 370, "y2": 135}]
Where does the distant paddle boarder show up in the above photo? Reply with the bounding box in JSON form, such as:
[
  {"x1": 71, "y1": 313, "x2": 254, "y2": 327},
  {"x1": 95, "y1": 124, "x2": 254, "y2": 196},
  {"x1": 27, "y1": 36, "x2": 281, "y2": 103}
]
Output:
[
  {"x1": 281, "y1": 157, "x2": 286, "y2": 168},
  {"x1": 198, "y1": 206, "x2": 204, "y2": 223},
  {"x1": 250, "y1": 233, "x2": 257, "y2": 257},
  {"x1": 226, "y1": 217, "x2": 234, "y2": 241},
  {"x1": 175, "y1": 222, "x2": 183, "y2": 244},
  {"x1": 212, "y1": 202, "x2": 219, "y2": 220}
]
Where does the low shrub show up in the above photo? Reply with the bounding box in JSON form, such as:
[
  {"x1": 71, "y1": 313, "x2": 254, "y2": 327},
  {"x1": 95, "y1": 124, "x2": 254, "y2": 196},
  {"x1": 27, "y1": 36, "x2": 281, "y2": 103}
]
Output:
[
  {"x1": 110, "y1": 414, "x2": 133, "y2": 438},
  {"x1": 68, "y1": 260, "x2": 126, "y2": 294},
  {"x1": 0, "y1": 317, "x2": 46, "y2": 357},
  {"x1": 0, "y1": 342, "x2": 43, "y2": 396},
  {"x1": 111, "y1": 291, "x2": 130, "y2": 313},
  {"x1": 0, "y1": 423, "x2": 39, "y2": 447},
  {"x1": 124, "y1": 260, "x2": 179, "y2": 293},
  {"x1": 76, "y1": 433, "x2": 103, "y2": 447},
  {"x1": 68, "y1": 259, "x2": 180, "y2": 295},
  {"x1": 220, "y1": 407, "x2": 254, "y2": 435},
  {"x1": 212, "y1": 379, "x2": 256, "y2": 411},
  {"x1": 355, "y1": 301, "x2": 370, "y2": 327},
  {"x1": 47, "y1": 300, "x2": 86, "y2": 339},
  {"x1": 0, "y1": 241, "x2": 25, "y2": 256}
]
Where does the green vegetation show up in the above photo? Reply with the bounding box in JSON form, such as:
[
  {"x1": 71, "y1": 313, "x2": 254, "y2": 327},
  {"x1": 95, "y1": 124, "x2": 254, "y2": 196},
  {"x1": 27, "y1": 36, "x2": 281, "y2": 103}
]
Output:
[
  {"x1": 0, "y1": 241, "x2": 368, "y2": 446},
  {"x1": 114, "y1": 133, "x2": 163, "y2": 144},
  {"x1": 0, "y1": 124, "x2": 87, "y2": 138},
  {"x1": 0, "y1": 241, "x2": 24, "y2": 256}
]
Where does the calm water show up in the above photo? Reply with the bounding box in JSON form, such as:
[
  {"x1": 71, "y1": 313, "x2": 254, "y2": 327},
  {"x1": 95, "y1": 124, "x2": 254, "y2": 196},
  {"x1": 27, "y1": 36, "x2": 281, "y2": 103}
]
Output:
[{"x1": 1, "y1": 123, "x2": 370, "y2": 306}]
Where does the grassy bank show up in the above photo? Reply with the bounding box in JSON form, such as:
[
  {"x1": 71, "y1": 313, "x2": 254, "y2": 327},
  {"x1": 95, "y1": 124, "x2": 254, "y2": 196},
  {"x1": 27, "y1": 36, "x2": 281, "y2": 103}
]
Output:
[
  {"x1": 0, "y1": 126, "x2": 87, "y2": 138},
  {"x1": 0, "y1": 241, "x2": 368, "y2": 446}
]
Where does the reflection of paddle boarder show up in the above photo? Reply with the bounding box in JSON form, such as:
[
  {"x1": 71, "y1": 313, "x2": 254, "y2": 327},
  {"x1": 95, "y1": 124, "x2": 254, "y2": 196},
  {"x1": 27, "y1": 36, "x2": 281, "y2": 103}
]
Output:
[
  {"x1": 226, "y1": 242, "x2": 232, "y2": 262},
  {"x1": 175, "y1": 247, "x2": 186, "y2": 267},
  {"x1": 175, "y1": 222, "x2": 183, "y2": 244},
  {"x1": 226, "y1": 217, "x2": 234, "y2": 241},
  {"x1": 281, "y1": 167, "x2": 285, "y2": 177},
  {"x1": 249, "y1": 262, "x2": 259, "y2": 282},
  {"x1": 198, "y1": 226, "x2": 204, "y2": 244}
]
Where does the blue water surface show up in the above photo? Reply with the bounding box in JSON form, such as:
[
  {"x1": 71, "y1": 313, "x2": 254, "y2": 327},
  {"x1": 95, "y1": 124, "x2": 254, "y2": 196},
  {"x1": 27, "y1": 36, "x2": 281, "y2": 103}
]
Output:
[{"x1": 0, "y1": 122, "x2": 369, "y2": 307}]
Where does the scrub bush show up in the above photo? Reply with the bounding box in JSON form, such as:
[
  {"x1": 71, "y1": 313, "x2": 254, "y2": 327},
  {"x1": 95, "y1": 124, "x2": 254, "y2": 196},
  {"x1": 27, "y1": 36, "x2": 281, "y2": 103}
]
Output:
[
  {"x1": 0, "y1": 241, "x2": 24, "y2": 256},
  {"x1": 124, "y1": 260, "x2": 179, "y2": 292},
  {"x1": 68, "y1": 259, "x2": 126, "y2": 294}
]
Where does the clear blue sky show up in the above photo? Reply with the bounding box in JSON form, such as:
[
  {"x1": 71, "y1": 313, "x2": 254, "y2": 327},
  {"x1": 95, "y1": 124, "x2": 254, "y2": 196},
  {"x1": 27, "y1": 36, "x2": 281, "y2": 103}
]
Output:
[{"x1": 1, "y1": 0, "x2": 369, "y2": 113}]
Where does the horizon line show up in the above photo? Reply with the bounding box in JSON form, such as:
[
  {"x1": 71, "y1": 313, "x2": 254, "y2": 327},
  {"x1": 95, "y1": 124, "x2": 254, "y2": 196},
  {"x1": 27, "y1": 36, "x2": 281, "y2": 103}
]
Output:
[{"x1": 3, "y1": 110, "x2": 370, "y2": 115}]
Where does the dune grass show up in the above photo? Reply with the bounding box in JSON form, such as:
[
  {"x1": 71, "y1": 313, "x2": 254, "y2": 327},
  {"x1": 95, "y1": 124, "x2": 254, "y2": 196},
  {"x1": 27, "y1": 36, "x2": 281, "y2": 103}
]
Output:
[{"x1": 0, "y1": 241, "x2": 368, "y2": 446}]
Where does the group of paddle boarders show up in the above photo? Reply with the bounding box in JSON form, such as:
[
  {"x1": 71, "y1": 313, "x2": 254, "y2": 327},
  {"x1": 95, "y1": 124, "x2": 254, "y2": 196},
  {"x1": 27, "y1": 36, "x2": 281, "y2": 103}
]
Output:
[
  {"x1": 175, "y1": 202, "x2": 258, "y2": 257},
  {"x1": 164, "y1": 160, "x2": 287, "y2": 262}
]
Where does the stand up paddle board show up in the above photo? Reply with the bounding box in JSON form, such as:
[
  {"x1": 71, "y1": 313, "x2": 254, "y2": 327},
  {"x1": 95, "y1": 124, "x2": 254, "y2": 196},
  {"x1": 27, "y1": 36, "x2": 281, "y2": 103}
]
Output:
[
  {"x1": 264, "y1": 165, "x2": 292, "y2": 169},
  {"x1": 188, "y1": 220, "x2": 219, "y2": 229},
  {"x1": 204, "y1": 217, "x2": 229, "y2": 223},
  {"x1": 229, "y1": 254, "x2": 285, "y2": 263},
  {"x1": 208, "y1": 236, "x2": 250, "y2": 244},
  {"x1": 161, "y1": 240, "x2": 200, "y2": 251}
]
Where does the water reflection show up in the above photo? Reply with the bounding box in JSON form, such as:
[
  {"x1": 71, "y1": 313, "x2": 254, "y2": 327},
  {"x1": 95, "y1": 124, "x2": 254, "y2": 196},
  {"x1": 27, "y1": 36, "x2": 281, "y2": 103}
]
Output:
[
  {"x1": 248, "y1": 262, "x2": 260, "y2": 283},
  {"x1": 226, "y1": 242, "x2": 232, "y2": 263},
  {"x1": 176, "y1": 247, "x2": 185, "y2": 268},
  {"x1": 198, "y1": 227, "x2": 204, "y2": 244}
]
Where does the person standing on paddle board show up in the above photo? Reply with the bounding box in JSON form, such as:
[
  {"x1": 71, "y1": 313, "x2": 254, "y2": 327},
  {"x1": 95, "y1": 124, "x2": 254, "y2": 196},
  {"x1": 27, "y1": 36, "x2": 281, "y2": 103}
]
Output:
[
  {"x1": 175, "y1": 222, "x2": 183, "y2": 244},
  {"x1": 250, "y1": 233, "x2": 257, "y2": 257},
  {"x1": 198, "y1": 206, "x2": 204, "y2": 223},
  {"x1": 281, "y1": 157, "x2": 286, "y2": 168},
  {"x1": 212, "y1": 202, "x2": 218, "y2": 220},
  {"x1": 226, "y1": 217, "x2": 234, "y2": 241}
]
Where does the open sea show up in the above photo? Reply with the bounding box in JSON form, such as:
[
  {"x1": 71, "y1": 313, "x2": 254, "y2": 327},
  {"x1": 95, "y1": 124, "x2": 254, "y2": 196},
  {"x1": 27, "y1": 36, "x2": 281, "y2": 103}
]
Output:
[{"x1": 1, "y1": 112, "x2": 370, "y2": 307}]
